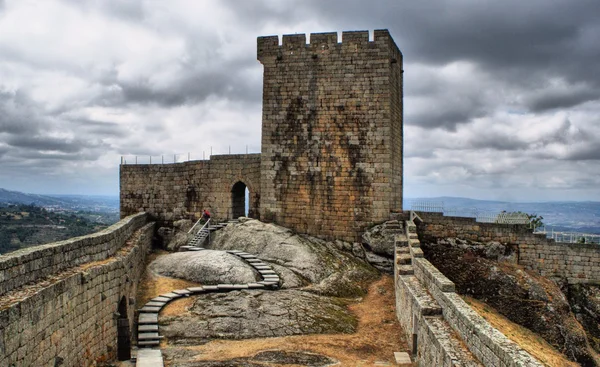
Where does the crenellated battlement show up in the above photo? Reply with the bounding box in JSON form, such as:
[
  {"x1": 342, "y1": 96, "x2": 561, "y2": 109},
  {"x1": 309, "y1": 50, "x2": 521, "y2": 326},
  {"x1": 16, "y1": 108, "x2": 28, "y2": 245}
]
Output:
[{"x1": 257, "y1": 29, "x2": 402, "y2": 62}]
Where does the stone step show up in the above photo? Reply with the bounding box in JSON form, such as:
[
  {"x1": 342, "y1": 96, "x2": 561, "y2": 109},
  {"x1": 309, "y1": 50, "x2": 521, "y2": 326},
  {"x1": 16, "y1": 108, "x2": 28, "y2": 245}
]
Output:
[
  {"x1": 409, "y1": 238, "x2": 420, "y2": 248},
  {"x1": 203, "y1": 285, "x2": 218, "y2": 291},
  {"x1": 253, "y1": 265, "x2": 272, "y2": 270},
  {"x1": 136, "y1": 348, "x2": 164, "y2": 367},
  {"x1": 138, "y1": 340, "x2": 160, "y2": 347},
  {"x1": 187, "y1": 286, "x2": 206, "y2": 293},
  {"x1": 399, "y1": 275, "x2": 441, "y2": 316},
  {"x1": 246, "y1": 259, "x2": 263, "y2": 263},
  {"x1": 138, "y1": 324, "x2": 159, "y2": 332},
  {"x1": 151, "y1": 296, "x2": 171, "y2": 303},
  {"x1": 172, "y1": 289, "x2": 192, "y2": 296},
  {"x1": 138, "y1": 332, "x2": 160, "y2": 340},
  {"x1": 145, "y1": 301, "x2": 167, "y2": 308},
  {"x1": 410, "y1": 246, "x2": 424, "y2": 259},
  {"x1": 138, "y1": 313, "x2": 158, "y2": 324},
  {"x1": 423, "y1": 316, "x2": 483, "y2": 366},
  {"x1": 160, "y1": 292, "x2": 182, "y2": 299},
  {"x1": 139, "y1": 306, "x2": 161, "y2": 313},
  {"x1": 396, "y1": 253, "x2": 412, "y2": 265},
  {"x1": 259, "y1": 270, "x2": 276, "y2": 275},
  {"x1": 396, "y1": 246, "x2": 410, "y2": 254},
  {"x1": 397, "y1": 265, "x2": 414, "y2": 275}
]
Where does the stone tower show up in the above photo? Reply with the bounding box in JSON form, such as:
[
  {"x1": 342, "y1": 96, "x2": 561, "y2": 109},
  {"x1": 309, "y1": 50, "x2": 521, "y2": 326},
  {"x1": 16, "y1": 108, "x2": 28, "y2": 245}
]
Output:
[{"x1": 257, "y1": 29, "x2": 403, "y2": 242}]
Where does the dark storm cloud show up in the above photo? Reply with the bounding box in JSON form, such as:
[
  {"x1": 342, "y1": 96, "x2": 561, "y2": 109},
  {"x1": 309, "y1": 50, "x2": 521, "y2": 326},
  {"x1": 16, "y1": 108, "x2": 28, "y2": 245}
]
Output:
[
  {"x1": 468, "y1": 133, "x2": 528, "y2": 152},
  {"x1": 292, "y1": 0, "x2": 600, "y2": 128},
  {"x1": 6, "y1": 135, "x2": 85, "y2": 153},
  {"x1": 115, "y1": 68, "x2": 261, "y2": 107},
  {"x1": 566, "y1": 146, "x2": 600, "y2": 161},
  {"x1": 526, "y1": 87, "x2": 599, "y2": 112}
]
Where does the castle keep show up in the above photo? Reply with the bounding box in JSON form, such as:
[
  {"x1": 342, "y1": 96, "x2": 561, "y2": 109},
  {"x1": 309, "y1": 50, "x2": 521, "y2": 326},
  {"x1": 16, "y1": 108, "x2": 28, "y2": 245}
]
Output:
[{"x1": 120, "y1": 30, "x2": 403, "y2": 242}]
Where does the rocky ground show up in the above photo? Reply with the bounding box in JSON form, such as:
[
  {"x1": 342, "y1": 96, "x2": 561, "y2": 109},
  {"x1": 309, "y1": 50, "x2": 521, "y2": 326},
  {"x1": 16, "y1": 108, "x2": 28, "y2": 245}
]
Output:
[
  {"x1": 422, "y1": 237, "x2": 600, "y2": 367},
  {"x1": 139, "y1": 219, "x2": 407, "y2": 366}
]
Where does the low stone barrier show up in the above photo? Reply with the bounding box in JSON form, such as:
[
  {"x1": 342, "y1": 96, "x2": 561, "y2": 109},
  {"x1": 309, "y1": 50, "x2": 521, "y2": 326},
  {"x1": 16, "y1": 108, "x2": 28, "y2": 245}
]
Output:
[
  {"x1": 395, "y1": 219, "x2": 543, "y2": 366},
  {"x1": 0, "y1": 213, "x2": 148, "y2": 296},
  {"x1": 0, "y1": 216, "x2": 153, "y2": 367}
]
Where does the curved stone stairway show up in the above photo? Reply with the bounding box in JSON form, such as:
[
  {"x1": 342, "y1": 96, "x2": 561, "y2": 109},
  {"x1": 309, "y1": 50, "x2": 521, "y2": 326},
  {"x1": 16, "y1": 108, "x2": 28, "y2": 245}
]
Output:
[{"x1": 135, "y1": 222, "x2": 279, "y2": 366}]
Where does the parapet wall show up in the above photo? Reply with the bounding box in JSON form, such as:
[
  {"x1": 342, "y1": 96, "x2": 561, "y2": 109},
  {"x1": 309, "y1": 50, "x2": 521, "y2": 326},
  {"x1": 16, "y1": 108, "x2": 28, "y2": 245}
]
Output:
[
  {"x1": 519, "y1": 242, "x2": 600, "y2": 284},
  {"x1": 258, "y1": 30, "x2": 403, "y2": 242},
  {"x1": 0, "y1": 214, "x2": 154, "y2": 366},
  {"x1": 415, "y1": 211, "x2": 600, "y2": 284},
  {"x1": 120, "y1": 154, "x2": 261, "y2": 222},
  {"x1": 0, "y1": 213, "x2": 148, "y2": 296},
  {"x1": 395, "y1": 219, "x2": 543, "y2": 366}
]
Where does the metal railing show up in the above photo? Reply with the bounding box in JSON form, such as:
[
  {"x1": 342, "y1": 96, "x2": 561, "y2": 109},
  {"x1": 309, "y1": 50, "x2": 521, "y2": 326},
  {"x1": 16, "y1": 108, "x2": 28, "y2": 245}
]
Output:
[
  {"x1": 408, "y1": 201, "x2": 529, "y2": 225},
  {"x1": 534, "y1": 227, "x2": 600, "y2": 244},
  {"x1": 120, "y1": 146, "x2": 258, "y2": 165},
  {"x1": 189, "y1": 217, "x2": 211, "y2": 235}
]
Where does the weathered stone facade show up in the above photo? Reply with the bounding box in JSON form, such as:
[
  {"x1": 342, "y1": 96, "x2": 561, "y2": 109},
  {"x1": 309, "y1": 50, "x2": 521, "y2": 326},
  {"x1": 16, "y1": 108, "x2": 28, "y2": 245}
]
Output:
[
  {"x1": 120, "y1": 154, "x2": 261, "y2": 222},
  {"x1": 0, "y1": 213, "x2": 153, "y2": 366},
  {"x1": 120, "y1": 29, "x2": 404, "y2": 242},
  {"x1": 258, "y1": 30, "x2": 403, "y2": 242}
]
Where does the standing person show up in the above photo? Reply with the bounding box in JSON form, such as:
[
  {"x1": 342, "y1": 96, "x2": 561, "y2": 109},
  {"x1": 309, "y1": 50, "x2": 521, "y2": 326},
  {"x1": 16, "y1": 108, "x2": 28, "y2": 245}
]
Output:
[{"x1": 202, "y1": 209, "x2": 211, "y2": 222}]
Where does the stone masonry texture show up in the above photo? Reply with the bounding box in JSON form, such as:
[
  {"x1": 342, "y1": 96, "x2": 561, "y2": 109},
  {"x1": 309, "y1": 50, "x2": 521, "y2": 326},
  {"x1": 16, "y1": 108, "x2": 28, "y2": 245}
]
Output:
[
  {"x1": 120, "y1": 154, "x2": 261, "y2": 223},
  {"x1": 0, "y1": 213, "x2": 153, "y2": 366},
  {"x1": 258, "y1": 30, "x2": 403, "y2": 242}
]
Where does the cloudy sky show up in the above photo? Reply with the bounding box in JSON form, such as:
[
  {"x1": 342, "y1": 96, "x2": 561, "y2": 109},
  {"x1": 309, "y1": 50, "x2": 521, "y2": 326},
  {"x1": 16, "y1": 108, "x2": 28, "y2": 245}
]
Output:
[{"x1": 0, "y1": 0, "x2": 599, "y2": 201}]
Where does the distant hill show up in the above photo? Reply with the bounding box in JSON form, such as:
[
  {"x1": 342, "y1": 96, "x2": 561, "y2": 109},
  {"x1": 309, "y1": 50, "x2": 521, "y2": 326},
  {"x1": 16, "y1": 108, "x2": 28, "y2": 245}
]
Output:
[
  {"x1": 0, "y1": 188, "x2": 119, "y2": 212},
  {"x1": 405, "y1": 196, "x2": 600, "y2": 234}
]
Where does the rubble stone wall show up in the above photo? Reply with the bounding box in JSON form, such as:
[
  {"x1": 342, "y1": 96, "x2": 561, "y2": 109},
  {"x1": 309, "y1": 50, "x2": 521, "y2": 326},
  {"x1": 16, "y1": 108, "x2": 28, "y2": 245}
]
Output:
[
  {"x1": 257, "y1": 30, "x2": 403, "y2": 242},
  {"x1": 519, "y1": 242, "x2": 600, "y2": 284},
  {"x1": 415, "y1": 211, "x2": 600, "y2": 284},
  {"x1": 0, "y1": 215, "x2": 154, "y2": 366},
  {"x1": 120, "y1": 154, "x2": 261, "y2": 223}
]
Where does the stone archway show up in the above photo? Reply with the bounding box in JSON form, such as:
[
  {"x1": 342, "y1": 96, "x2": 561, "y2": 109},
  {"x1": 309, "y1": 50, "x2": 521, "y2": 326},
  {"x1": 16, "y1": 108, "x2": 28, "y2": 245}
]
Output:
[
  {"x1": 231, "y1": 181, "x2": 248, "y2": 219},
  {"x1": 117, "y1": 296, "x2": 131, "y2": 361}
]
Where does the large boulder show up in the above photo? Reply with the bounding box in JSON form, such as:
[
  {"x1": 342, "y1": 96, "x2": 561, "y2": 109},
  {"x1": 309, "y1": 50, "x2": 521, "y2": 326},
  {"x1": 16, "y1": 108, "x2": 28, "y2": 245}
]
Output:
[
  {"x1": 160, "y1": 289, "x2": 356, "y2": 343},
  {"x1": 149, "y1": 250, "x2": 258, "y2": 284},
  {"x1": 209, "y1": 219, "x2": 379, "y2": 297}
]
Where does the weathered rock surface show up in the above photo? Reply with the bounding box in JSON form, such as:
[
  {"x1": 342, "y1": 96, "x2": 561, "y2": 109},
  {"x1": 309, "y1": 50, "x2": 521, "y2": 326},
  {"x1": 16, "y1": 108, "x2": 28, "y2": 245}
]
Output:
[
  {"x1": 567, "y1": 284, "x2": 600, "y2": 354},
  {"x1": 361, "y1": 221, "x2": 403, "y2": 257},
  {"x1": 160, "y1": 289, "x2": 356, "y2": 343},
  {"x1": 164, "y1": 350, "x2": 337, "y2": 367},
  {"x1": 422, "y1": 238, "x2": 600, "y2": 366},
  {"x1": 209, "y1": 219, "x2": 378, "y2": 297},
  {"x1": 149, "y1": 250, "x2": 258, "y2": 284}
]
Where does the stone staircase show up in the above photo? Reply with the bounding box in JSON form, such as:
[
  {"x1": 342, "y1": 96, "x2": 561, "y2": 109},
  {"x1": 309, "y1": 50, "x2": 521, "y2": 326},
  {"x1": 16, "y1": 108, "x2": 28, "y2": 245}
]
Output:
[
  {"x1": 134, "y1": 221, "x2": 278, "y2": 366},
  {"x1": 394, "y1": 221, "x2": 483, "y2": 366},
  {"x1": 187, "y1": 219, "x2": 238, "y2": 248}
]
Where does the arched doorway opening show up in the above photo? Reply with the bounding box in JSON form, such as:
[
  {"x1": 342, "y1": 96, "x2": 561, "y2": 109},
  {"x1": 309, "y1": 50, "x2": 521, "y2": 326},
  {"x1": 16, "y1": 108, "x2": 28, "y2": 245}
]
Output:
[
  {"x1": 117, "y1": 296, "x2": 131, "y2": 361},
  {"x1": 231, "y1": 181, "x2": 249, "y2": 218}
]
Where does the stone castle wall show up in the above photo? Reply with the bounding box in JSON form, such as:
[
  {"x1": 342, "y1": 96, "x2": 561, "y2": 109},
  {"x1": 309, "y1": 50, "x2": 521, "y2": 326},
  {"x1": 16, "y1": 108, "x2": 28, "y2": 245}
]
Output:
[
  {"x1": 0, "y1": 214, "x2": 153, "y2": 366},
  {"x1": 257, "y1": 30, "x2": 403, "y2": 242},
  {"x1": 415, "y1": 211, "x2": 600, "y2": 284},
  {"x1": 395, "y1": 219, "x2": 543, "y2": 366},
  {"x1": 120, "y1": 154, "x2": 261, "y2": 223},
  {"x1": 0, "y1": 213, "x2": 148, "y2": 296}
]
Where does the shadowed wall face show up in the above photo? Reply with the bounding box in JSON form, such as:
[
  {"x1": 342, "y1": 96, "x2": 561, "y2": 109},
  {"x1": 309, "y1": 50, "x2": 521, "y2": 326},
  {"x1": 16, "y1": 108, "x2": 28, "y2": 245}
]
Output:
[{"x1": 258, "y1": 30, "x2": 403, "y2": 242}]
